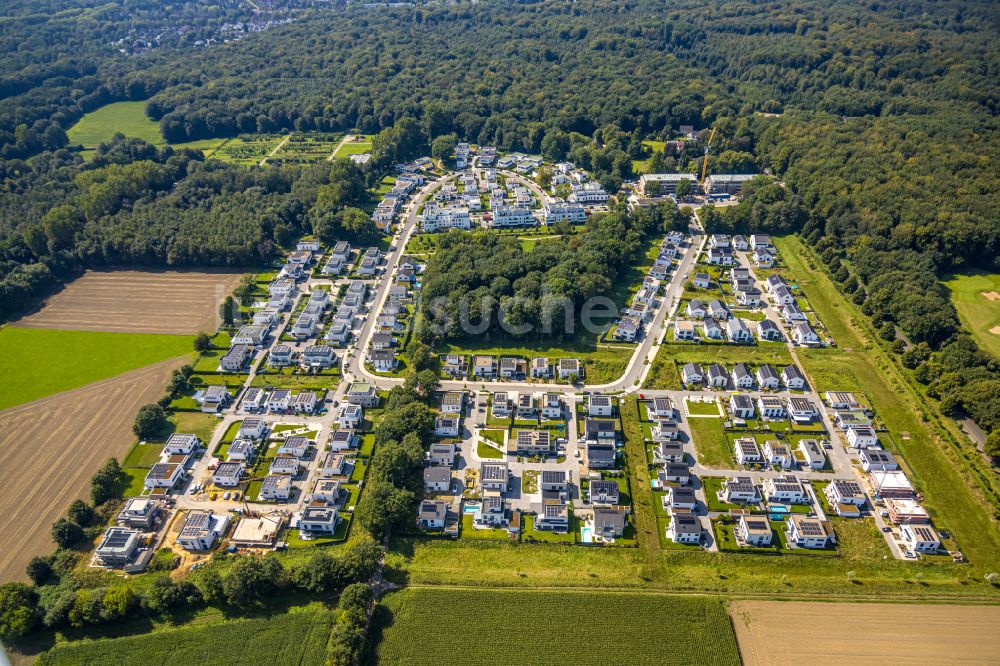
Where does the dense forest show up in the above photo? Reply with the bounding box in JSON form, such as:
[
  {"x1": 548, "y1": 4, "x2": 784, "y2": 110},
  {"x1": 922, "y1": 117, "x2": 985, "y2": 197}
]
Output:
[
  {"x1": 416, "y1": 207, "x2": 662, "y2": 345},
  {"x1": 0, "y1": 0, "x2": 997, "y2": 437}
]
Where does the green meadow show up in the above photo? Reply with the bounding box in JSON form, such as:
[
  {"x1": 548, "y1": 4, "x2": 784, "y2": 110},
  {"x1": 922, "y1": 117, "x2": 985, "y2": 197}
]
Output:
[
  {"x1": 0, "y1": 327, "x2": 193, "y2": 410},
  {"x1": 68, "y1": 101, "x2": 228, "y2": 156},
  {"x1": 941, "y1": 271, "x2": 1000, "y2": 360}
]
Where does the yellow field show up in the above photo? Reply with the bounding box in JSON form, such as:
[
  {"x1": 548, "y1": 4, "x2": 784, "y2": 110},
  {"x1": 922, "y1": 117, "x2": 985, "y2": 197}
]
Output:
[{"x1": 730, "y1": 600, "x2": 1000, "y2": 665}]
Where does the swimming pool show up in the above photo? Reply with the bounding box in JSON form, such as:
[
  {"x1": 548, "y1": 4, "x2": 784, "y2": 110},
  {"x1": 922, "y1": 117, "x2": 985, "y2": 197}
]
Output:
[
  {"x1": 580, "y1": 526, "x2": 594, "y2": 544},
  {"x1": 463, "y1": 503, "x2": 480, "y2": 514}
]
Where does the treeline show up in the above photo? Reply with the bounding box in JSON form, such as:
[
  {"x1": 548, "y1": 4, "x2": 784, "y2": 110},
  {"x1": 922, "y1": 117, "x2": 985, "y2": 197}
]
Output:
[
  {"x1": 809, "y1": 237, "x2": 1000, "y2": 454},
  {"x1": 0, "y1": 136, "x2": 375, "y2": 320},
  {"x1": 415, "y1": 207, "x2": 663, "y2": 345}
]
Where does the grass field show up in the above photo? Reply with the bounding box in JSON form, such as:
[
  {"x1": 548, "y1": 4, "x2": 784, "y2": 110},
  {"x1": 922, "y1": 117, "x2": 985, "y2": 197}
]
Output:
[
  {"x1": 333, "y1": 134, "x2": 373, "y2": 157},
  {"x1": 37, "y1": 606, "x2": 334, "y2": 665},
  {"x1": 212, "y1": 134, "x2": 286, "y2": 165},
  {"x1": 67, "y1": 101, "x2": 228, "y2": 156},
  {"x1": 0, "y1": 327, "x2": 192, "y2": 410},
  {"x1": 941, "y1": 271, "x2": 1000, "y2": 359},
  {"x1": 368, "y1": 588, "x2": 739, "y2": 665}
]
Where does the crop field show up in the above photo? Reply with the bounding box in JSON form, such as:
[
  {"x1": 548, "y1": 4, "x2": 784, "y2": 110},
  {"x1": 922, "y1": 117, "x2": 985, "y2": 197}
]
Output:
[
  {"x1": 67, "y1": 101, "x2": 228, "y2": 156},
  {"x1": 368, "y1": 588, "x2": 739, "y2": 665},
  {"x1": 730, "y1": 600, "x2": 1000, "y2": 665},
  {"x1": 0, "y1": 357, "x2": 186, "y2": 583},
  {"x1": 212, "y1": 134, "x2": 286, "y2": 165},
  {"x1": 0, "y1": 327, "x2": 192, "y2": 410},
  {"x1": 266, "y1": 131, "x2": 343, "y2": 165},
  {"x1": 38, "y1": 607, "x2": 334, "y2": 665},
  {"x1": 942, "y1": 271, "x2": 1000, "y2": 359},
  {"x1": 12, "y1": 269, "x2": 244, "y2": 334}
]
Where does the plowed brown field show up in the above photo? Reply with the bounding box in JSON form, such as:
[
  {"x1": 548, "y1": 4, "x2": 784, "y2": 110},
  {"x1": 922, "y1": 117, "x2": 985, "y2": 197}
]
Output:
[
  {"x1": 11, "y1": 269, "x2": 243, "y2": 334},
  {"x1": 730, "y1": 600, "x2": 1000, "y2": 665},
  {"x1": 0, "y1": 357, "x2": 187, "y2": 583}
]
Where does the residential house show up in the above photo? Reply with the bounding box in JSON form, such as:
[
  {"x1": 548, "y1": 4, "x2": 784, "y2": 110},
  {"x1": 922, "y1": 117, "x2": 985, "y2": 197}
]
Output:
[
  {"x1": 646, "y1": 396, "x2": 675, "y2": 420},
  {"x1": 901, "y1": 525, "x2": 941, "y2": 553},
  {"x1": 338, "y1": 404, "x2": 363, "y2": 429},
  {"x1": 681, "y1": 362, "x2": 704, "y2": 385},
  {"x1": 706, "y1": 247, "x2": 734, "y2": 265},
  {"x1": 324, "y1": 321, "x2": 351, "y2": 344},
  {"x1": 440, "y1": 391, "x2": 464, "y2": 414},
  {"x1": 589, "y1": 480, "x2": 620, "y2": 505},
  {"x1": 116, "y1": 497, "x2": 158, "y2": 529},
  {"x1": 535, "y1": 503, "x2": 570, "y2": 532},
  {"x1": 824, "y1": 479, "x2": 867, "y2": 510},
  {"x1": 652, "y1": 441, "x2": 685, "y2": 464},
  {"x1": 666, "y1": 513, "x2": 702, "y2": 544},
  {"x1": 763, "y1": 475, "x2": 810, "y2": 504},
  {"x1": 726, "y1": 318, "x2": 752, "y2": 343},
  {"x1": 540, "y1": 392, "x2": 562, "y2": 419},
  {"x1": 614, "y1": 315, "x2": 642, "y2": 342},
  {"x1": 886, "y1": 498, "x2": 930, "y2": 525},
  {"x1": 226, "y1": 439, "x2": 255, "y2": 463},
  {"x1": 540, "y1": 470, "x2": 568, "y2": 493},
  {"x1": 722, "y1": 476, "x2": 761, "y2": 504},
  {"x1": 442, "y1": 354, "x2": 467, "y2": 377},
  {"x1": 423, "y1": 466, "x2": 452, "y2": 492},
  {"x1": 345, "y1": 382, "x2": 379, "y2": 408},
  {"x1": 211, "y1": 462, "x2": 244, "y2": 487},
  {"x1": 300, "y1": 506, "x2": 340, "y2": 534},
  {"x1": 474, "y1": 492, "x2": 507, "y2": 527},
  {"x1": 269, "y1": 345, "x2": 294, "y2": 367},
  {"x1": 499, "y1": 356, "x2": 526, "y2": 379},
  {"x1": 593, "y1": 507, "x2": 627, "y2": 539},
  {"x1": 144, "y1": 463, "x2": 183, "y2": 490},
  {"x1": 588, "y1": 394, "x2": 613, "y2": 416},
  {"x1": 869, "y1": 470, "x2": 914, "y2": 499},
  {"x1": 785, "y1": 516, "x2": 835, "y2": 549},
  {"x1": 659, "y1": 463, "x2": 690, "y2": 485},
  {"x1": 328, "y1": 429, "x2": 358, "y2": 451},
  {"x1": 473, "y1": 355, "x2": 497, "y2": 378},
  {"x1": 846, "y1": 427, "x2": 879, "y2": 449},
  {"x1": 797, "y1": 439, "x2": 826, "y2": 470},
  {"x1": 417, "y1": 500, "x2": 448, "y2": 529},
  {"x1": 586, "y1": 442, "x2": 616, "y2": 469},
  {"x1": 267, "y1": 389, "x2": 292, "y2": 413},
  {"x1": 686, "y1": 299, "x2": 707, "y2": 319},
  {"x1": 763, "y1": 441, "x2": 794, "y2": 469},
  {"x1": 757, "y1": 364, "x2": 781, "y2": 391},
  {"x1": 757, "y1": 395, "x2": 786, "y2": 419},
  {"x1": 515, "y1": 393, "x2": 535, "y2": 419},
  {"x1": 731, "y1": 363, "x2": 754, "y2": 389},
  {"x1": 514, "y1": 430, "x2": 552, "y2": 455},
  {"x1": 750, "y1": 234, "x2": 773, "y2": 251},
  {"x1": 693, "y1": 273, "x2": 711, "y2": 289},
  {"x1": 259, "y1": 475, "x2": 292, "y2": 501},
  {"x1": 370, "y1": 332, "x2": 393, "y2": 350},
  {"x1": 429, "y1": 443, "x2": 456, "y2": 468},
  {"x1": 734, "y1": 437, "x2": 762, "y2": 465},
  {"x1": 703, "y1": 317, "x2": 723, "y2": 340},
  {"x1": 530, "y1": 357, "x2": 553, "y2": 378},
  {"x1": 301, "y1": 345, "x2": 336, "y2": 370},
  {"x1": 269, "y1": 456, "x2": 300, "y2": 476},
  {"x1": 737, "y1": 288, "x2": 762, "y2": 307},
  {"x1": 664, "y1": 486, "x2": 698, "y2": 513},
  {"x1": 238, "y1": 419, "x2": 267, "y2": 440},
  {"x1": 706, "y1": 362, "x2": 728, "y2": 387},
  {"x1": 792, "y1": 322, "x2": 820, "y2": 346},
  {"x1": 480, "y1": 462, "x2": 509, "y2": 492},
  {"x1": 320, "y1": 452, "x2": 347, "y2": 477},
  {"x1": 491, "y1": 392, "x2": 512, "y2": 418},
  {"x1": 825, "y1": 392, "x2": 861, "y2": 410},
  {"x1": 277, "y1": 435, "x2": 310, "y2": 457},
  {"x1": 233, "y1": 325, "x2": 267, "y2": 347},
  {"x1": 738, "y1": 515, "x2": 773, "y2": 547},
  {"x1": 651, "y1": 419, "x2": 680, "y2": 441},
  {"x1": 859, "y1": 448, "x2": 898, "y2": 472},
  {"x1": 94, "y1": 527, "x2": 142, "y2": 568},
  {"x1": 781, "y1": 365, "x2": 806, "y2": 389},
  {"x1": 729, "y1": 394, "x2": 755, "y2": 419},
  {"x1": 220, "y1": 344, "x2": 252, "y2": 372},
  {"x1": 434, "y1": 416, "x2": 460, "y2": 438},
  {"x1": 772, "y1": 285, "x2": 796, "y2": 306},
  {"x1": 752, "y1": 249, "x2": 774, "y2": 267},
  {"x1": 674, "y1": 320, "x2": 696, "y2": 340},
  {"x1": 240, "y1": 388, "x2": 267, "y2": 413},
  {"x1": 787, "y1": 397, "x2": 818, "y2": 424},
  {"x1": 558, "y1": 358, "x2": 581, "y2": 380}
]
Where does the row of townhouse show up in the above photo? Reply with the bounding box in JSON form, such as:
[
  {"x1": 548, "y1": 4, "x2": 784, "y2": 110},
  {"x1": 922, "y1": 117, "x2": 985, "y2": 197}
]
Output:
[
  {"x1": 682, "y1": 361, "x2": 806, "y2": 391},
  {"x1": 614, "y1": 231, "x2": 685, "y2": 342},
  {"x1": 490, "y1": 391, "x2": 563, "y2": 420},
  {"x1": 725, "y1": 391, "x2": 819, "y2": 424},
  {"x1": 470, "y1": 355, "x2": 581, "y2": 380}
]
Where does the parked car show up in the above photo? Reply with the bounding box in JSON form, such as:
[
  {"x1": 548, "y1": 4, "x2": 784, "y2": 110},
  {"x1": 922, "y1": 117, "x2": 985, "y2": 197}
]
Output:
[{"x1": 223, "y1": 492, "x2": 231, "y2": 500}]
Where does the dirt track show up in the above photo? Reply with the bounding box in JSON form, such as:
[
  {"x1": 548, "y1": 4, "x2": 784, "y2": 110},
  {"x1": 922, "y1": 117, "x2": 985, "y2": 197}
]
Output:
[
  {"x1": 10, "y1": 269, "x2": 243, "y2": 334},
  {"x1": 0, "y1": 357, "x2": 186, "y2": 583},
  {"x1": 730, "y1": 600, "x2": 1000, "y2": 665}
]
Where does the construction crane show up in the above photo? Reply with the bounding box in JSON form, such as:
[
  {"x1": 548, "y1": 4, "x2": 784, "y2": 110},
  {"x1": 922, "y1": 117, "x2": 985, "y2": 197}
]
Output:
[{"x1": 699, "y1": 127, "x2": 718, "y2": 184}]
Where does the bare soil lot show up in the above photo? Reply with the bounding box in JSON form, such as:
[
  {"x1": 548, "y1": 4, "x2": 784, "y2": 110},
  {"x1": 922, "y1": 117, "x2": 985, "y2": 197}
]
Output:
[
  {"x1": 731, "y1": 600, "x2": 1000, "y2": 665},
  {"x1": 11, "y1": 269, "x2": 243, "y2": 334},
  {"x1": 0, "y1": 357, "x2": 186, "y2": 583}
]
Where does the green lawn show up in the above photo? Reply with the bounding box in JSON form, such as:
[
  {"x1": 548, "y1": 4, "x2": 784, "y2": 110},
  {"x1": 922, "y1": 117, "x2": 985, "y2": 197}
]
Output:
[
  {"x1": 67, "y1": 101, "x2": 228, "y2": 156},
  {"x1": 941, "y1": 271, "x2": 1000, "y2": 360},
  {"x1": 367, "y1": 588, "x2": 739, "y2": 665},
  {"x1": 687, "y1": 417, "x2": 734, "y2": 468},
  {"x1": 477, "y1": 440, "x2": 504, "y2": 459},
  {"x1": 0, "y1": 327, "x2": 193, "y2": 410},
  {"x1": 333, "y1": 135, "x2": 373, "y2": 157},
  {"x1": 37, "y1": 606, "x2": 334, "y2": 665}
]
